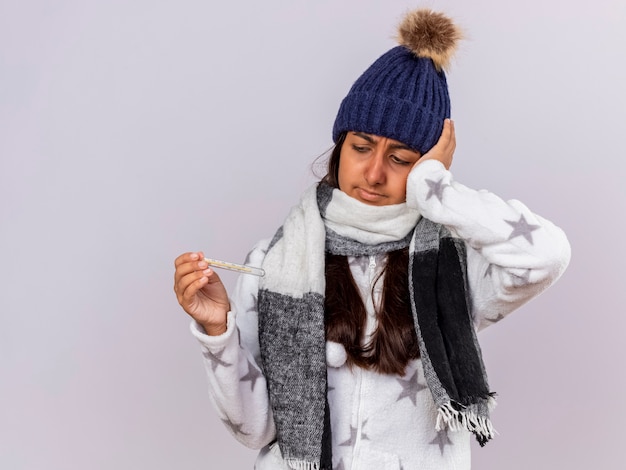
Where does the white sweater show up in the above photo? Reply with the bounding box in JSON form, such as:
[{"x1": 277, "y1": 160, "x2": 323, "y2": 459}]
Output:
[{"x1": 190, "y1": 160, "x2": 571, "y2": 470}]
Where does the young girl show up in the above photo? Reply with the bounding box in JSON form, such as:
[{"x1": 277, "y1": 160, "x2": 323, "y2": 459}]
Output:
[{"x1": 173, "y1": 9, "x2": 570, "y2": 470}]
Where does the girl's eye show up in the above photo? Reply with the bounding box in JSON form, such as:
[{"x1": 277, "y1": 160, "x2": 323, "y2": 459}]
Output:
[
  {"x1": 390, "y1": 155, "x2": 410, "y2": 165},
  {"x1": 352, "y1": 145, "x2": 369, "y2": 153}
]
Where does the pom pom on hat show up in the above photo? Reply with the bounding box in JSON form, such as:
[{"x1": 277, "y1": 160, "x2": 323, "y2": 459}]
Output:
[
  {"x1": 397, "y1": 9, "x2": 462, "y2": 71},
  {"x1": 332, "y1": 8, "x2": 462, "y2": 153}
]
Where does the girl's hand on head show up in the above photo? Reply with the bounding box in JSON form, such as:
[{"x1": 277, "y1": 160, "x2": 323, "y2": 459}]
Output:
[
  {"x1": 173, "y1": 251, "x2": 230, "y2": 336},
  {"x1": 415, "y1": 119, "x2": 456, "y2": 170}
]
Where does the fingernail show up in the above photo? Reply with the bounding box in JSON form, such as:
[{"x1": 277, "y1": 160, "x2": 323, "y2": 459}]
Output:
[
  {"x1": 203, "y1": 268, "x2": 212, "y2": 275},
  {"x1": 190, "y1": 253, "x2": 198, "y2": 260}
]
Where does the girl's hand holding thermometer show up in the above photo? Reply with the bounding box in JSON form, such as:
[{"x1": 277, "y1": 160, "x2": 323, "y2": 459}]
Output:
[
  {"x1": 203, "y1": 258, "x2": 265, "y2": 277},
  {"x1": 174, "y1": 252, "x2": 231, "y2": 336}
]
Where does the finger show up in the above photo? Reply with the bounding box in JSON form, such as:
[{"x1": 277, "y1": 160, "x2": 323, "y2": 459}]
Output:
[
  {"x1": 174, "y1": 251, "x2": 207, "y2": 268},
  {"x1": 198, "y1": 268, "x2": 231, "y2": 312},
  {"x1": 448, "y1": 119, "x2": 456, "y2": 152},
  {"x1": 175, "y1": 252, "x2": 198, "y2": 268},
  {"x1": 176, "y1": 269, "x2": 209, "y2": 304},
  {"x1": 174, "y1": 251, "x2": 208, "y2": 284},
  {"x1": 448, "y1": 121, "x2": 456, "y2": 167},
  {"x1": 180, "y1": 267, "x2": 227, "y2": 309},
  {"x1": 176, "y1": 257, "x2": 209, "y2": 277},
  {"x1": 415, "y1": 120, "x2": 451, "y2": 163},
  {"x1": 424, "y1": 120, "x2": 451, "y2": 157},
  {"x1": 204, "y1": 267, "x2": 224, "y2": 287},
  {"x1": 174, "y1": 263, "x2": 208, "y2": 294},
  {"x1": 439, "y1": 119, "x2": 453, "y2": 147},
  {"x1": 177, "y1": 264, "x2": 223, "y2": 299}
]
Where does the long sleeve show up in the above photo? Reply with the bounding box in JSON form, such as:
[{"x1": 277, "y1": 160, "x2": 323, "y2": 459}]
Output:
[
  {"x1": 406, "y1": 159, "x2": 571, "y2": 330},
  {"x1": 190, "y1": 239, "x2": 276, "y2": 449}
]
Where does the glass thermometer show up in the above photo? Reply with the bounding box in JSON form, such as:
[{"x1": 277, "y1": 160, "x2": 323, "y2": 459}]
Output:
[{"x1": 204, "y1": 257, "x2": 265, "y2": 277}]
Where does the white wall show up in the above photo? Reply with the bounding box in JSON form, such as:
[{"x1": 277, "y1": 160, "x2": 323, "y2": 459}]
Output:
[{"x1": 1, "y1": 0, "x2": 624, "y2": 468}]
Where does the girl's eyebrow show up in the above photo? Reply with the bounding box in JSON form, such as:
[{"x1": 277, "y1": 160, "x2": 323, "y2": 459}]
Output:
[
  {"x1": 352, "y1": 132, "x2": 417, "y2": 153},
  {"x1": 352, "y1": 132, "x2": 376, "y2": 143},
  {"x1": 389, "y1": 142, "x2": 414, "y2": 152}
]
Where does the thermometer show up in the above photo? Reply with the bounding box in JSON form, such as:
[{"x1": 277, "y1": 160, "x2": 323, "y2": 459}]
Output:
[{"x1": 204, "y1": 257, "x2": 265, "y2": 277}]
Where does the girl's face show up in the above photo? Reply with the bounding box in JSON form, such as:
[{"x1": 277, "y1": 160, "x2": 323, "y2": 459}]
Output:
[{"x1": 337, "y1": 132, "x2": 422, "y2": 206}]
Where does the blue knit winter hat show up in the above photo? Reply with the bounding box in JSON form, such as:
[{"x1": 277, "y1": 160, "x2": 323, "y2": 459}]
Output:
[{"x1": 332, "y1": 9, "x2": 462, "y2": 154}]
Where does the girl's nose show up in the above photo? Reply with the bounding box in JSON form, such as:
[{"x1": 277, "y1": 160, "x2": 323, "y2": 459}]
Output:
[{"x1": 364, "y1": 153, "x2": 386, "y2": 186}]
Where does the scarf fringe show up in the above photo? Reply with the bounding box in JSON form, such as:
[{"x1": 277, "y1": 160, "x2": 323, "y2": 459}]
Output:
[
  {"x1": 268, "y1": 445, "x2": 320, "y2": 470},
  {"x1": 435, "y1": 398, "x2": 498, "y2": 444},
  {"x1": 285, "y1": 459, "x2": 320, "y2": 470}
]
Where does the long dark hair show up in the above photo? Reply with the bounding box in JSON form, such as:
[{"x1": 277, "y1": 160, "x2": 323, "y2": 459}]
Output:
[
  {"x1": 322, "y1": 133, "x2": 419, "y2": 375},
  {"x1": 319, "y1": 132, "x2": 345, "y2": 188}
]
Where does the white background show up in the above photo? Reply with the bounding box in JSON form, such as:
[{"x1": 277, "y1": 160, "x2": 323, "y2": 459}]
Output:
[{"x1": 2, "y1": 0, "x2": 625, "y2": 468}]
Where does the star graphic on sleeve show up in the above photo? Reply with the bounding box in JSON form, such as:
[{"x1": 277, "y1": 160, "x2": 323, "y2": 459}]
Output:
[
  {"x1": 429, "y1": 429, "x2": 454, "y2": 455},
  {"x1": 360, "y1": 418, "x2": 371, "y2": 441},
  {"x1": 334, "y1": 459, "x2": 346, "y2": 470},
  {"x1": 511, "y1": 269, "x2": 531, "y2": 286},
  {"x1": 339, "y1": 425, "x2": 358, "y2": 447},
  {"x1": 505, "y1": 214, "x2": 541, "y2": 245},
  {"x1": 245, "y1": 291, "x2": 258, "y2": 314},
  {"x1": 221, "y1": 417, "x2": 250, "y2": 436},
  {"x1": 396, "y1": 370, "x2": 427, "y2": 406},
  {"x1": 483, "y1": 264, "x2": 494, "y2": 278},
  {"x1": 425, "y1": 178, "x2": 449, "y2": 202},
  {"x1": 241, "y1": 359, "x2": 263, "y2": 392},
  {"x1": 202, "y1": 348, "x2": 232, "y2": 373}
]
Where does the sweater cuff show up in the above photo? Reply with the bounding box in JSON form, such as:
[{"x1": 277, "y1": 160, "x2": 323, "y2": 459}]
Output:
[{"x1": 189, "y1": 310, "x2": 237, "y2": 349}]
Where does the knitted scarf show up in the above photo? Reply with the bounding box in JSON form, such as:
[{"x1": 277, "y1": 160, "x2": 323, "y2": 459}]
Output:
[{"x1": 257, "y1": 183, "x2": 495, "y2": 470}]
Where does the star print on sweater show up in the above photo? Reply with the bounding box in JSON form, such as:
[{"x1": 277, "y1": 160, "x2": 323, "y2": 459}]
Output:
[
  {"x1": 349, "y1": 256, "x2": 370, "y2": 275},
  {"x1": 201, "y1": 348, "x2": 232, "y2": 373},
  {"x1": 511, "y1": 268, "x2": 531, "y2": 286},
  {"x1": 396, "y1": 369, "x2": 427, "y2": 406},
  {"x1": 221, "y1": 417, "x2": 249, "y2": 436},
  {"x1": 339, "y1": 425, "x2": 358, "y2": 447},
  {"x1": 240, "y1": 358, "x2": 263, "y2": 391},
  {"x1": 483, "y1": 263, "x2": 494, "y2": 278},
  {"x1": 245, "y1": 293, "x2": 257, "y2": 314},
  {"x1": 430, "y1": 429, "x2": 454, "y2": 455},
  {"x1": 485, "y1": 265, "x2": 532, "y2": 286},
  {"x1": 425, "y1": 177, "x2": 449, "y2": 202},
  {"x1": 360, "y1": 418, "x2": 371, "y2": 441},
  {"x1": 506, "y1": 214, "x2": 541, "y2": 244},
  {"x1": 334, "y1": 458, "x2": 346, "y2": 470}
]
